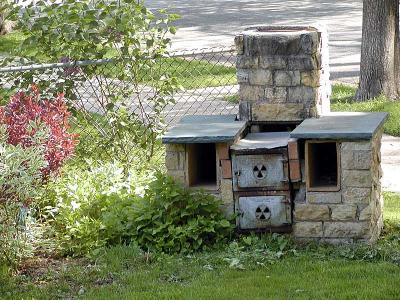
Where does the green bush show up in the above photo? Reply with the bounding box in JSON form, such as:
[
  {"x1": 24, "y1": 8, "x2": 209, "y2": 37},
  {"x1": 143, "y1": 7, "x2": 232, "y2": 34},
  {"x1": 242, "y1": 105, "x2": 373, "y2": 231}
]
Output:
[
  {"x1": 0, "y1": 124, "x2": 47, "y2": 267},
  {"x1": 43, "y1": 164, "x2": 233, "y2": 256},
  {"x1": 131, "y1": 173, "x2": 234, "y2": 254},
  {"x1": 42, "y1": 161, "x2": 152, "y2": 256}
]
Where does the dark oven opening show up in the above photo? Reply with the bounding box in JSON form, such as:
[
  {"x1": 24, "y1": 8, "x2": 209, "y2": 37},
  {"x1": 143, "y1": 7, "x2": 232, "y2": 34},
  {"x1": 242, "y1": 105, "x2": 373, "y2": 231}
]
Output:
[
  {"x1": 306, "y1": 141, "x2": 340, "y2": 191},
  {"x1": 188, "y1": 143, "x2": 217, "y2": 189}
]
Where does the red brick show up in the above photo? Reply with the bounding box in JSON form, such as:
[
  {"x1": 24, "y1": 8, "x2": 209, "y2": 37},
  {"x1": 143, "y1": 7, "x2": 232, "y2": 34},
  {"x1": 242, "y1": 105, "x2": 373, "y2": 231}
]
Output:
[
  {"x1": 216, "y1": 143, "x2": 230, "y2": 160},
  {"x1": 220, "y1": 160, "x2": 232, "y2": 179},
  {"x1": 289, "y1": 159, "x2": 301, "y2": 182},
  {"x1": 288, "y1": 138, "x2": 299, "y2": 160}
]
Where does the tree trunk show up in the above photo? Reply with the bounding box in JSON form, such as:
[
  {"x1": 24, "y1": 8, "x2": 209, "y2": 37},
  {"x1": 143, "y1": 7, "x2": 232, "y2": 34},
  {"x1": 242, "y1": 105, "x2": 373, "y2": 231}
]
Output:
[{"x1": 356, "y1": 0, "x2": 400, "y2": 101}]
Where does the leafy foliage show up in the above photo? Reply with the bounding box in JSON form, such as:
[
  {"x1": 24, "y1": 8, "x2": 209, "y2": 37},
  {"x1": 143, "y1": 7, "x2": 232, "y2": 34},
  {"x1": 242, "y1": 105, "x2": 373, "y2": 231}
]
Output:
[
  {"x1": 2, "y1": 0, "x2": 181, "y2": 168},
  {"x1": 0, "y1": 87, "x2": 77, "y2": 178},
  {"x1": 0, "y1": 124, "x2": 47, "y2": 267},
  {"x1": 42, "y1": 161, "x2": 151, "y2": 256},
  {"x1": 131, "y1": 174, "x2": 234, "y2": 254}
]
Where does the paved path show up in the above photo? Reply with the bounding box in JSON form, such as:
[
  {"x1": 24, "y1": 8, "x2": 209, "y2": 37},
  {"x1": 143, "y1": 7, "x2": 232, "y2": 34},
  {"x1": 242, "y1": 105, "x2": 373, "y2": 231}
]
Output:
[{"x1": 147, "y1": 0, "x2": 362, "y2": 84}]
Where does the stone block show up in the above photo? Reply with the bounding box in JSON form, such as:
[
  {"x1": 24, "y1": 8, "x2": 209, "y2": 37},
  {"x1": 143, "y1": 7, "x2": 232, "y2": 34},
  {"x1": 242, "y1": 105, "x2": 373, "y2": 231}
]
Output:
[
  {"x1": 236, "y1": 55, "x2": 258, "y2": 69},
  {"x1": 293, "y1": 222, "x2": 323, "y2": 238},
  {"x1": 330, "y1": 205, "x2": 357, "y2": 221},
  {"x1": 342, "y1": 170, "x2": 372, "y2": 188},
  {"x1": 252, "y1": 102, "x2": 304, "y2": 121},
  {"x1": 259, "y1": 56, "x2": 287, "y2": 69},
  {"x1": 237, "y1": 69, "x2": 249, "y2": 83},
  {"x1": 307, "y1": 192, "x2": 342, "y2": 204},
  {"x1": 239, "y1": 101, "x2": 252, "y2": 121},
  {"x1": 287, "y1": 86, "x2": 317, "y2": 102},
  {"x1": 264, "y1": 87, "x2": 287, "y2": 102},
  {"x1": 274, "y1": 70, "x2": 301, "y2": 86},
  {"x1": 342, "y1": 187, "x2": 371, "y2": 204},
  {"x1": 294, "y1": 204, "x2": 330, "y2": 221},
  {"x1": 301, "y1": 71, "x2": 321, "y2": 87},
  {"x1": 320, "y1": 238, "x2": 354, "y2": 245},
  {"x1": 220, "y1": 159, "x2": 232, "y2": 179},
  {"x1": 165, "y1": 144, "x2": 185, "y2": 152},
  {"x1": 165, "y1": 151, "x2": 184, "y2": 170},
  {"x1": 294, "y1": 186, "x2": 306, "y2": 203},
  {"x1": 167, "y1": 170, "x2": 186, "y2": 185},
  {"x1": 287, "y1": 54, "x2": 321, "y2": 70},
  {"x1": 220, "y1": 179, "x2": 233, "y2": 204},
  {"x1": 239, "y1": 84, "x2": 264, "y2": 101},
  {"x1": 359, "y1": 204, "x2": 372, "y2": 221},
  {"x1": 249, "y1": 69, "x2": 273, "y2": 85},
  {"x1": 216, "y1": 143, "x2": 230, "y2": 160},
  {"x1": 234, "y1": 34, "x2": 244, "y2": 55},
  {"x1": 324, "y1": 222, "x2": 369, "y2": 238},
  {"x1": 341, "y1": 141, "x2": 371, "y2": 152},
  {"x1": 341, "y1": 149, "x2": 372, "y2": 170}
]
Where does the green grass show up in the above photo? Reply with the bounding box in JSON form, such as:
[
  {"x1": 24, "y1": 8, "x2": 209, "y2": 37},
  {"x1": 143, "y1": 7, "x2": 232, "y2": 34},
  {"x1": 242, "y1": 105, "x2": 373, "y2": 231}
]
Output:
[
  {"x1": 331, "y1": 84, "x2": 400, "y2": 136},
  {"x1": 1, "y1": 192, "x2": 400, "y2": 299}
]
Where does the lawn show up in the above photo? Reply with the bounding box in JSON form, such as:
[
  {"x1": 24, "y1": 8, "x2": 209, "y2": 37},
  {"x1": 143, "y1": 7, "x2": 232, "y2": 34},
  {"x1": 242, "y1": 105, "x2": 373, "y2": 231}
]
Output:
[
  {"x1": 331, "y1": 84, "x2": 400, "y2": 136},
  {"x1": 1, "y1": 192, "x2": 400, "y2": 300}
]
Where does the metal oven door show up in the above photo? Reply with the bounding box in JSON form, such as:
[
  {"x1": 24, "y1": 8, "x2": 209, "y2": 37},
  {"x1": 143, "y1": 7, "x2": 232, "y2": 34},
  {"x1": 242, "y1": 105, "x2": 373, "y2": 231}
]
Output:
[
  {"x1": 237, "y1": 196, "x2": 291, "y2": 230},
  {"x1": 232, "y1": 153, "x2": 288, "y2": 191}
]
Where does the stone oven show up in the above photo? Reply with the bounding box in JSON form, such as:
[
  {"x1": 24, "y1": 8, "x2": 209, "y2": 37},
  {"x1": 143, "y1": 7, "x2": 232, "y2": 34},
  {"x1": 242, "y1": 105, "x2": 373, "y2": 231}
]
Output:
[{"x1": 162, "y1": 25, "x2": 388, "y2": 244}]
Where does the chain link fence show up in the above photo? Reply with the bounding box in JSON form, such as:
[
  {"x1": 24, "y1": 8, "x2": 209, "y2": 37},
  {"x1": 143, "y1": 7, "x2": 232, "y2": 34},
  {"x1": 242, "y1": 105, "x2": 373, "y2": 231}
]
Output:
[{"x1": 0, "y1": 46, "x2": 239, "y2": 161}]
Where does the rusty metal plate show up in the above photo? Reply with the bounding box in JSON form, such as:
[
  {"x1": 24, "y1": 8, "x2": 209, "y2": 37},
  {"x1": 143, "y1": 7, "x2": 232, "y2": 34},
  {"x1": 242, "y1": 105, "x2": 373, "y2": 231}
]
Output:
[
  {"x1": 232, "y1": 154, "x2": 288, "y2": 190},
  {"x1": 238, "y1": 196, "x2": 291, "y2": 229}
]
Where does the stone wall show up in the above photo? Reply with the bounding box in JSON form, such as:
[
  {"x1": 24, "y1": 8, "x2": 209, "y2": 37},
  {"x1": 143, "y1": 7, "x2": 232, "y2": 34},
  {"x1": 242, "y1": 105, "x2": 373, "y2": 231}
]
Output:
[
  {"x1": 235, "y1": 25, "x2": 330, "y2": 122},
  {"x1": 293, "y1": 128, "x2": 384, "y2": 244}
]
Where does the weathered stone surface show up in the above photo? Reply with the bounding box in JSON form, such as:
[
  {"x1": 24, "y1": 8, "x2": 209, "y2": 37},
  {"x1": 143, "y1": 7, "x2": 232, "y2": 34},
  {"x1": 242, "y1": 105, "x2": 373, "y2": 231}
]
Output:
[
  {"x1": 165, "y1": 144, "x2": 185, "y2": 152},
  {"x1": 165, "y1": 151, "x2": 184, "y2": 170},
  {"x1": 341, "y1": 149, "x2": 372, "y2": 170},
  {"x1": 324, "y1": 222, "x2": 369, "y2": 238},
  {"x1": 342, "y1": 170, "x2": 372, "y2": 188},
  {"x1": 259, "y1": 56, "x2": 286, "y2": 69},
  {"x1": 236, "y1": 55, "x2": 258, "y2": 69},
  {"x1": 301, "y1": 71, "x2": 320, "y2": 87},
  {"x1": 293, "y1": 222, "x2": 323, "y2": 237},
  {"x1": 167, "y1": 170, "x2": 186, "y2": 184},
  {"x1": 294, "y1": 204, "x2": 330, "y2": 221},
  {"x1": 321, "y1": 238, "x2": 354, "y2": 245},
  {"x1": 220, "y1": 160, "x2": 232, "y2": 179},
  {"x1": 249, "y1": 69, "x2": 273, "y2": 85},
  {"x1": 239, "y1": 84, "x2": 264, "y2": 101},
  {"x1": 307, "y1": 192, "x2": 342, "y2": 204},
  {"x1": 252, "y1": 102, "x2": 304, "y2": 121},
  {"x1": 287, "y1": 55, "x2": 321, "y2": 70},
  {"x1": 264, "y1": 87, "x2": 287, "y2": 102},
  {"x1": 359, "y1": 204, "x2": 372, "y2": 221},
  {"x1": 341, "y1": 141, "x2": 372, "y2": 151},
  {"x1": 330, "y1": 205, "x2": 357, "y2": 221},
  {"x1": 342, "y1": 187, "x2": 371, "y2": 204},
  {"x1": 237, "y1": 69, "x2": 249, "y2": 83},
  {"x1": 234, "y1": 34, "x2": 244, "y2": 55},
  {"x1": 294, "y1": 186, "x2": 306, "y2": 203},
  {"x1": 274, "y1": 70, "x2": 301, "y2": 86},
  {"x1": 287, "y1": 86, "x2": 317, "y2": 102},
  {"x1": 220, "y1": 179, "x2": 233, "y2": 204}
]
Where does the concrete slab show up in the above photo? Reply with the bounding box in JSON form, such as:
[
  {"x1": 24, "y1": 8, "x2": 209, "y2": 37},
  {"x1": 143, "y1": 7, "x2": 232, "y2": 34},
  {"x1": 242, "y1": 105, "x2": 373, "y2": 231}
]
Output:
[
  {"x1": 231, "y1": 132, "x2": 290, "y2": 152},
  {"x1": 162, "y1": 114, "x2": 247, "y2": 143},
  {"x1": 290, "y1": 112, "x2": 388, "y2": 140}
]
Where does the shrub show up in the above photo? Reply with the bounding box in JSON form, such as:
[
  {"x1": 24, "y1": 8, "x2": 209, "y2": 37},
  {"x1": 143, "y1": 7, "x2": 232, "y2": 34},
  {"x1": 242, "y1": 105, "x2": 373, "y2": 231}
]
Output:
[
  {"x1": 0, "y1": 86, "x2": 77, "y2": 178},
  {"x1": 43, "y1": 161, "x2": 152, "y2": 256},
  {"x1": 131, "y1": 174, "x2": 234, "y2": 254},
  {"x1": 0, "y1": 124, "x2": 47, "y2": 267},
  {"x1": 43, "y1": 165, "x2": 232, "y2": 256}
]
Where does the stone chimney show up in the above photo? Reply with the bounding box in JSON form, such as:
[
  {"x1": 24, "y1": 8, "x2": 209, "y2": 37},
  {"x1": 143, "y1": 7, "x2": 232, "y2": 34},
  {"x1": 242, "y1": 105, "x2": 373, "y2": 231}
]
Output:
[{"x1": 235, "y1": 25, "x2": 331, "y2": 122}]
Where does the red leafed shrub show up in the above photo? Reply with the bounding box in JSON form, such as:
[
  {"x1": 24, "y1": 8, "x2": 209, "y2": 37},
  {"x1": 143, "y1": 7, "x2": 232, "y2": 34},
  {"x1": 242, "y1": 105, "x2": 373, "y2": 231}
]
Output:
[{"x1": 0, "y1": 86, "x2": 78, "y2": 178}]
